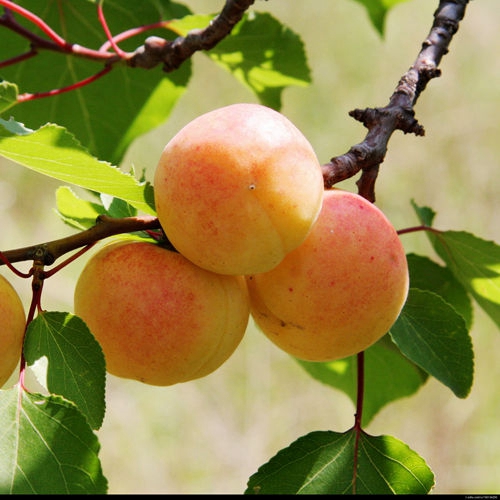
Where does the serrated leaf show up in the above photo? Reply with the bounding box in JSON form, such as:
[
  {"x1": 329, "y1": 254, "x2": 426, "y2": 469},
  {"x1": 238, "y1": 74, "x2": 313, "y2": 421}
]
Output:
[
  {"x1": 0, "y1": 121, "x2": 155, "y2": 215},
  {"x1": 245, "y1": 430, "x2": 434, "y2": 494},
  {"x1": 431, "y1": 232, "x2": 500, "y2": 330},
  {"x1": 356, "y1": 432, "x2": 434, "y2": 494},
  {"x1": 413, "y1": 201, "x2": 500, "y2": 330},
  {"x1": 56, "y1": 186, "x2": 106, "y2": 230},
  {"x1": 351, "y1": 0, "x2": 412, "y2": 36},
  {"x1": 297, "y1": 336, "x2": 427, "y2": 426},
  {"x1": 0, "y1": 388, "x2": 107, "y2": 494},
  {"x1": 390, "y1": 288, "x2": 474, "y2": 398},
  {"x1": 407, "y1": 253, "x2": 473, "y2": 328},
  {"x1": 0, "y1": 1, "x2": 191, "y2": 164},
  {"x1": 170, "y1": 12, "x2": 311, "y2": 109},
  {"x1": 23, "y1": 312, "x2": 106, "y2": 430}
]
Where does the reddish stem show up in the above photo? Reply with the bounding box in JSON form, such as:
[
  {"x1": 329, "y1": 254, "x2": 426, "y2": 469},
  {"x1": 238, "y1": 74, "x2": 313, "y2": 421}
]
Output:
[
  {"x1": 17, "y1": 65, "x2": 112, "y2": 102},
  {"x1": 397, "y1": 224, "x2": 441, "y2": 236},
  {"x1": 18, "y1": 263, "x2": 44, "y2": 390},
  {"x1": 98, "y1": 21, "x2": 171, "y2": 52},
  {"x1": 0, "y1": 251, "x2": 32, "y2": 278},
  {"x1": 0, "y1": 49, "x2": 37, "y2": 68},
  {"x1": 351, "y1": 351, "x2": 365, "y2": 494},
  {"x1": 43, "y1": 243, "x2": 95, "y2": 279},
  {"x1": 0, "y1": 0, "x2": 70, "y2": 49},
  {"x1": 97, "y1": 0, "x2": 127, "y2": 58}
]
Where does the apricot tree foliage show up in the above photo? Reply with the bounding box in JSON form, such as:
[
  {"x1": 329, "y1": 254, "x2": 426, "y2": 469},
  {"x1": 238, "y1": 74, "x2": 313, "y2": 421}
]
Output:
[{"x1": 0, "y1": 0, "x2": 496, "y2": 495}]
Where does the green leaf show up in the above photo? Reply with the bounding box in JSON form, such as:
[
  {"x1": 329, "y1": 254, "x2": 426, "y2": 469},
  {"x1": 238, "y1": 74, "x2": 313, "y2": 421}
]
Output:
[
  {"x1": 351, "y1": 0, "x2": 412, "y2": 36},
  {"x1": 390, "y1": 288, "x2": 474, "y2": 398},
  {"x1": 23, "y1": 312, "x2": 106, "y2": 430},
  {"x1": 56, "y1": 186, "x2": 106, "y2": 230},
  {"x1": 170, "y1": 12, "x2": 311, "y2": 109},
  {"x1": 245, "y1": 430, "x2": 434, "y2": 494},
  {"x1": 0, "y1": 82, "x2": 19, "y2": 115},
  {"x1": 431, "y1": 232, "x2": 500, "y2": 330},
  {"x1": 0, "y1": 121, "x2": 155, "y2": 215},
  {"x1": 0, "y1": 388, "x2": 107, "y2": 494},
  {"x1": 0, "y1": 1, "x2": 191, "y2": 164},
  {"x1": 411, "y1": 200, "x2": 436, "y2": 226},
  {"x1": 413, "y1": 201, "x2": 500, "y2": 330},
  {"x1": 101, "y1": 193, "x2": 138, "y2": 218},
  {"x1": 407, "y1": 253, "x2": 473, "y2": 328},
  {"x1": 297, "y1": 336, "x2": 427, "y2": 426}
]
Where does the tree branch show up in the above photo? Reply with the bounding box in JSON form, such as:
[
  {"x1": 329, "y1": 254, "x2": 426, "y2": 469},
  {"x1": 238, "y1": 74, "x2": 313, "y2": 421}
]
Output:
[
  {"x1": 322, "y1": 0, "x2": 470, "y2": 202},
  {"x1": 0, "y1": 215, "x2": 162, "y2": 268},
  {"x1": 127, "y1": 0, "x2": 256, "y2": 71},
  {"x1": 0, "y1": 0, "x2": 256, "y2": 97}
]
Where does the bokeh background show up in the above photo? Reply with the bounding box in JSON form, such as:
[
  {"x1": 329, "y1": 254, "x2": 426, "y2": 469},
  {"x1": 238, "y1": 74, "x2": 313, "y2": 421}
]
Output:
[{"x1": 1, "y1": 0, "x2": 499, "y2": 494}]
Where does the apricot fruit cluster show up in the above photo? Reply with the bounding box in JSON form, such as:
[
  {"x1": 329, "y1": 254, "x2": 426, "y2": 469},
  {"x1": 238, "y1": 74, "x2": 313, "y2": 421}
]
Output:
[{"x1": 73, "y1": 103, "x2": 409, "y2": 385}]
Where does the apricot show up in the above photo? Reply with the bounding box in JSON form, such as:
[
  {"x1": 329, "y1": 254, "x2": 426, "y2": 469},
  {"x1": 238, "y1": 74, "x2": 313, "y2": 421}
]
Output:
[
  {"x1": 153, "y1": 103, "x2": 324, "y2": 275},
  {"x1": 0, "y1": 274, "x2": 26, "y2": 387},
  {"x1": 246, "y1": 189, "x2": 409, "y2": 362},
  {"x1": 73, "y1": 240, "x2": 250, "y2": 386}
]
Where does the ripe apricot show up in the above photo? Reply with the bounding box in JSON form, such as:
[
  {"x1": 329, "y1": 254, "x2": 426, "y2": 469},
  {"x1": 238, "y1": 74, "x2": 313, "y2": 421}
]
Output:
[
  {"x1": 0, "y1": 274, "x2": 26, "y2": 387},
  {"x1": 74, "y1": 240, "x2": 250, "y2": 386},
  {"x1": 246, "y1": 189, "x2": 409, "y2": 362},
  {"x1": 153, "y1": 103, "x2": 324, "y2": 275}
]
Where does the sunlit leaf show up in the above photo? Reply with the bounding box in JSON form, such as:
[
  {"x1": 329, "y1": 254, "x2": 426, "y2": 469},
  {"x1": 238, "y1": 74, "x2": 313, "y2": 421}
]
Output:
[
  {"x1": 170, "y1": 12, "x2": 311, "y2": 109},
  {"x1": 56, "y1": 186, "x2": 106, "y2": 230},
  {"x1": 0, "y1": 82, "x2": 19, "y2": 115},
  {"x1": 390, "y1": 288, "x2": 473, "y2": 398},
  {"x1": 0, "y1": 388, "x2": 107, "y2": 494},
  {"x1": 413, "y1": 202, "x2": 500, "y2": 330},
  {"x1": 23, "y1": 312, "x2": 106, "y2": 430},
  {"x1": 245, "y1": 430, "x2": 434, "y2": 494},
  {"x1": 297, "y1": 335, "x2": 427, "y2": 426},
  {"x1": 0, "y1": 121, "x2": 155, "y2": 215}
]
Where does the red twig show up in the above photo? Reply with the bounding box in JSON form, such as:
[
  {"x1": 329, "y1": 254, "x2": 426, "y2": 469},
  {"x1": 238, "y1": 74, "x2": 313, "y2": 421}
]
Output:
[
  {"x1": 351, "y1": 351, "x2": 365, "y2": 494},
  {"x1": 0, "y1": 49, "x2": 37, "y2": 69},
  {"x1": 0, "y1": 0, "x2": 70, "y2": 49},
  {"x1": 397, "y1": 224, "x2": 440, "y2": 236},
  {"x1": 96, "y1": 0, "x2": 127, "y2": 58},
  {"x1": 17, "y1": 65, "x2": 113, "y2": 102},
  {"x1": 98, "y1": 21, "x2": 171, "y2": 53}
]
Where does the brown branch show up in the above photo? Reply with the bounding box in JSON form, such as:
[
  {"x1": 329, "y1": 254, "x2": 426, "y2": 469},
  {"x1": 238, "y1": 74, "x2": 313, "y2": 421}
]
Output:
[
  {"x1": 322, "y1": 0, "x2": 470, "y2": 202},
  {"x1": 128, "y1": 0, "x2": 256, "y2": 71},
  {"x1": 0, "y1": 215, "x2": 162, "y2": 267}
]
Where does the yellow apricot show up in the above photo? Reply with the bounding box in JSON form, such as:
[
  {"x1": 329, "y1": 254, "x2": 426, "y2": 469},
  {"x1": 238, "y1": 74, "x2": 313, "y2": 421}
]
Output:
[
  {"x1": 246, "y1": 189, "x2": 409, "y2": 362},
  {"x1": 153, "y1": 103, "x2": 324, "y2": 275},
  {"x1": 74, "y1": 240, "x2": 250, "y2": 386},
  {"x1": 0, "y1": 274, "x2": 26, "y2": 387}
]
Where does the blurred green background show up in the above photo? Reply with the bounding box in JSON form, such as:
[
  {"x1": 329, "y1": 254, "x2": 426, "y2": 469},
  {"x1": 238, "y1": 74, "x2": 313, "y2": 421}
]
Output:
[{"x1": 1, "y1": 0, "x2": 499, "y2": 494}]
